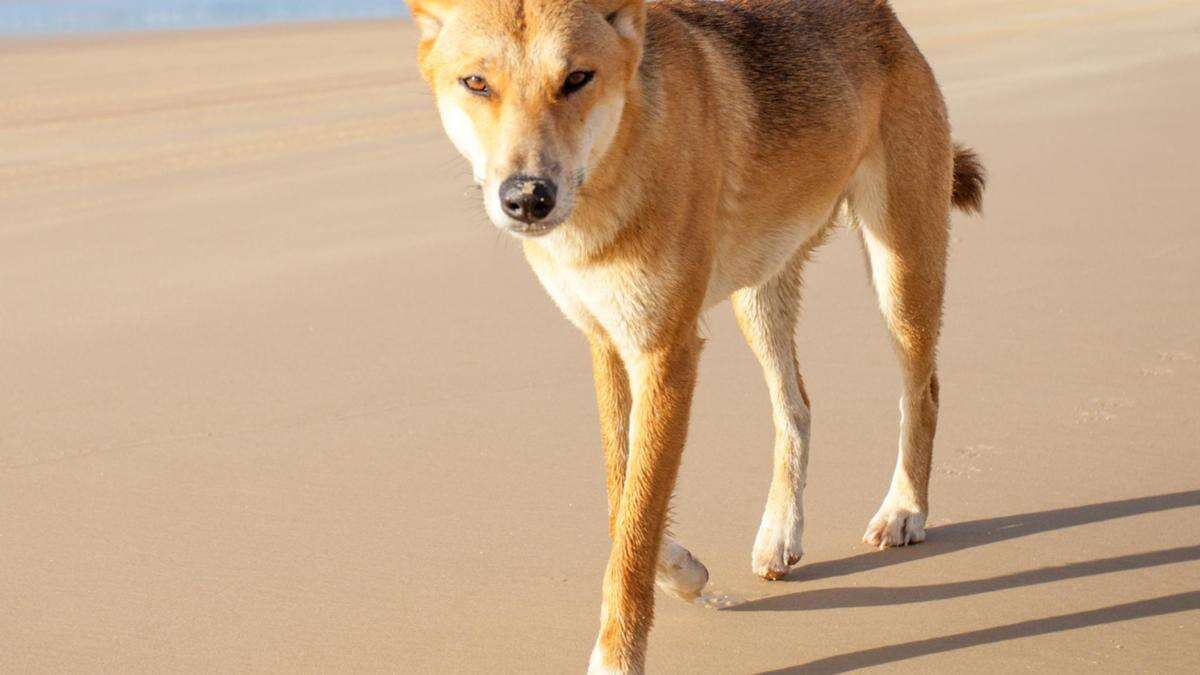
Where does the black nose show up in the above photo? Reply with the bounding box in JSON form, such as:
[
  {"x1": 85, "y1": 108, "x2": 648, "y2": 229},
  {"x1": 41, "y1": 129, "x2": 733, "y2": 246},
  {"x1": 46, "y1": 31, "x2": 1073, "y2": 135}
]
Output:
[{"x1": 499, "y1": 176, "x2": 557, "y2": 223}]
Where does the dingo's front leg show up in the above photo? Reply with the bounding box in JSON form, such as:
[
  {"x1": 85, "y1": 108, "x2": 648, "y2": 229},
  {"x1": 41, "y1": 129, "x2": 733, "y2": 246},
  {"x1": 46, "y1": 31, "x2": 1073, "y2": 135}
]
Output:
[
  {"x1": 590, "y1": 337, "x2": 633, "y2": 540},
  {"x1": 589, "y1": 337, "x2": 701, "y2": 675},
  {"x1": 590, "y1": 337, "x2": 708, "y2": 605}
]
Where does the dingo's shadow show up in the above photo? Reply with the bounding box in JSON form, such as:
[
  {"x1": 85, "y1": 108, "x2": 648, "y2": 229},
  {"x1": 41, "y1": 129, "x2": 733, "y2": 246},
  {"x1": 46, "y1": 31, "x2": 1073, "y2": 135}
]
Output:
[
  {"x1": 739, "y1": 490, "x2": 1200, "y2": 673},
  {"x1": 734, "y1": 544, "x2": 1199, "y2": 612},
  {"x1": 757, "y1": 591, "x2": 1200, "y2": 674},
  {"x1": 768, "y1": 489, "x2": 1200, "y2": 589}
]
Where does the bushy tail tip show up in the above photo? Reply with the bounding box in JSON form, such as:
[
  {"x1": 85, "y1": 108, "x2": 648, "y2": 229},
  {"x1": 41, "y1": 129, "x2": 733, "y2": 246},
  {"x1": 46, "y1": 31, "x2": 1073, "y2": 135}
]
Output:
[{"x1": 952, "y1": 143, "x2": 986, "y2": 215}]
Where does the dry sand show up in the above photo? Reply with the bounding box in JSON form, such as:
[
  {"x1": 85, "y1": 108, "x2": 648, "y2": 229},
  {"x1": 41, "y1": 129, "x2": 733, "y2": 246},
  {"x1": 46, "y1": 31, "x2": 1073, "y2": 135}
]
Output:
[{"x1": 3, "y1": 1, "x2": 1199, "y2": 672}]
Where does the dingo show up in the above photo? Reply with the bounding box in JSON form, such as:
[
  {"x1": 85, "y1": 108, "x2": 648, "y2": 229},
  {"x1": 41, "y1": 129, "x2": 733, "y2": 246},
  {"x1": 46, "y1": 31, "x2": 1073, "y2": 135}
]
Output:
[{"x1": 404, "y1": 1, "x2": 985, "y2": 671}]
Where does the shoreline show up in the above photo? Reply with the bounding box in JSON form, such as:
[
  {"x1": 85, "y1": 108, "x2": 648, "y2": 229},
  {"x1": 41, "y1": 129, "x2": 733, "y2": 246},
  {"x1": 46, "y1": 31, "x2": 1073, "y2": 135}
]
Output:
[{"x1": 0, "y1": 15, "x2": 410, "y2": 46}]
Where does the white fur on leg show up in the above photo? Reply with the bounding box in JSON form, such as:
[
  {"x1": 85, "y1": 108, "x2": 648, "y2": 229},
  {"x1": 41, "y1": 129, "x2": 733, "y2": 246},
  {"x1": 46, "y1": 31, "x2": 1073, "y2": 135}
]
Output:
[
  {"x1": 864, "y1": 495, "x2": 926, "y2": 549},
  {"x1": 731, "y1": 274, "x2": 813, "y2": 582},
  {"x1": 588, "y1": 638, "x2": 641, "y2": 675},
  {"x1": 752, "y1": 500, "x2": 804, "y2": 580},
  {"x1": 588, "y1": 641, "x2": 619, "y2": 675},
  {"x1": 656, "y1": 538, "x2": 709, "y2": 601}
]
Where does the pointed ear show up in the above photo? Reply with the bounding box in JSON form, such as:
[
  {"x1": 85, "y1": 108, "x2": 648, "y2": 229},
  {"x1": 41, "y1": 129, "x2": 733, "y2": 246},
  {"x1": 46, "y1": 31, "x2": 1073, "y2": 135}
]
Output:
[
  {"x1": 405, "y1": 0, "x2": 453, "y2": 44},
  {"x1": 598, "y1": 0, "x2": 646, "y2": 41}
]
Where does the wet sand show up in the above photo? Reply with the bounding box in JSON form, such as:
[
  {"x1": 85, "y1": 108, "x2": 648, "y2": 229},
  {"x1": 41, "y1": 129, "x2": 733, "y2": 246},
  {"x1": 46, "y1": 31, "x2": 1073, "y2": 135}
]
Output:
[{"x1": 3, "y1": 1, "x2": 1199, "y2": 672}]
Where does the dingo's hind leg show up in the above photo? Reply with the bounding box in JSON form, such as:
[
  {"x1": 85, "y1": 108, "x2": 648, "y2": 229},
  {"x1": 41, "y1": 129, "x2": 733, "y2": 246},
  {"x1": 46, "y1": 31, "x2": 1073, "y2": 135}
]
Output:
[
  {"x1": 851, "y1": 115, "x2": 953, "y2": 548},
  {"x1": 733, "y1": 246, "x2": 819, "y2": 580}
]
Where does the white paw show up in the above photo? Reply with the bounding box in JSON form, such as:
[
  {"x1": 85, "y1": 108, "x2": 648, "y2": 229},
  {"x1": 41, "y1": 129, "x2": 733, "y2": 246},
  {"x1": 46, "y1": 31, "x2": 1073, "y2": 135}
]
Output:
[
  {"x1": 656, "y1": 538, "x2": 709, "y2": 601},
  {"x1": 863, "y1": 503, "x2": 926, "y2": 549},
  {"x1": 752, "y1": 506, "x2": 803, "y2": 580}
]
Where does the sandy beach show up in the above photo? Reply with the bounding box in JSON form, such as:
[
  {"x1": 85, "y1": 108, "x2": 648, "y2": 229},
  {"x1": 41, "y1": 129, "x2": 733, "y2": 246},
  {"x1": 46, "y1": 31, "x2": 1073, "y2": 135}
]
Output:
[{"x1": 3, "y1": 1, "x2": 1199, "y2": 671}]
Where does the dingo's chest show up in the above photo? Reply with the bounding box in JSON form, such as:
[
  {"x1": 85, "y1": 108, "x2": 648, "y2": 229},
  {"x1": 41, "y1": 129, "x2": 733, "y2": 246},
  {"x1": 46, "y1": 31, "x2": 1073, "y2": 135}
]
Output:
[{"x1": 525, "y1": 253, "x2": 683, "y2": 357}]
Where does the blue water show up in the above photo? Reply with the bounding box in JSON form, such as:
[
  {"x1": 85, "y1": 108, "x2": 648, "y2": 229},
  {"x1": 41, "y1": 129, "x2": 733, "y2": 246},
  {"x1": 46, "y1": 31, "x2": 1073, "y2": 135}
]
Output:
[{"x1": 0, "y1": 1, "x2": 409, "y2": 37}]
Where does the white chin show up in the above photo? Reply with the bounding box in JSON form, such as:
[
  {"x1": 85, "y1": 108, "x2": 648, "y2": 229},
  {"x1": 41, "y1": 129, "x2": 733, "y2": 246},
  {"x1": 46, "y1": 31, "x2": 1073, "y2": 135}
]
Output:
[{"x1": 499, "y1": 219, "x2": 563, "y2": 239}]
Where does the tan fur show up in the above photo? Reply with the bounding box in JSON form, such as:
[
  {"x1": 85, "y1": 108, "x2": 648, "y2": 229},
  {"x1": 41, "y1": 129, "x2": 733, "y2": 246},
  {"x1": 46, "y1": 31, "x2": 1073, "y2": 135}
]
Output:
[{"x1": 405, "y1": 1, "x2": 984, "y2": 671}]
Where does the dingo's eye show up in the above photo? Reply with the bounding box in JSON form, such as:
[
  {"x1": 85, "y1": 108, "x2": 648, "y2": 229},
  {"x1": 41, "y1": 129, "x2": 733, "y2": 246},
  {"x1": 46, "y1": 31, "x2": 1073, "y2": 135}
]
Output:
[
  {"x1": 561, "y1": 70, "x2": 595, "y2": 97},
  {"x1": 461, "y1": 75, "x2": 490, "y2": 96}
]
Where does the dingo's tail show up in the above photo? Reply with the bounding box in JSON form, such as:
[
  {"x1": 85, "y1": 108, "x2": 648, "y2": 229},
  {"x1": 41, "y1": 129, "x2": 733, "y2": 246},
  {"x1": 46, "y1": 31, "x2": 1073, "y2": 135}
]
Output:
[{"x1": 951, "y1": 143, "x2": 986, "y2": 214}]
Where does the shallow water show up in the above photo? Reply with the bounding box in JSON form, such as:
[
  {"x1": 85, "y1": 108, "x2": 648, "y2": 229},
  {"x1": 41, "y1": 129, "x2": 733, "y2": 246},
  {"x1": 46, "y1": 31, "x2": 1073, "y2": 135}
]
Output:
[{"x1": 0, "y1": 1, "x2": 408, "y2": 37}]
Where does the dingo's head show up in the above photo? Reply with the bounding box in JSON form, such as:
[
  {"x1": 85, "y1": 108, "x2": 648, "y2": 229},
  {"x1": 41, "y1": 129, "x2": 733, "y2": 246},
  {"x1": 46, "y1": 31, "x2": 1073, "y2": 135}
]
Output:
[{"x1": 406, "y1": 0, "x2": 646, "y2": 237}]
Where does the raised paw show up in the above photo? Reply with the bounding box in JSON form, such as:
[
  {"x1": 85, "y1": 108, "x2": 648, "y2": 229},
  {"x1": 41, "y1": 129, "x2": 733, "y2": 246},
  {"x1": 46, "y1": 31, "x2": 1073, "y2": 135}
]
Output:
[
  {"x1": 656, "y1": 538, "x2": 709, "y2": 601},
  {"x1": 863, "y1": 505, "x2": 926, "y2": 549},
  {"x1": 752, "y1": 506, "x2": 803, "y2": 580}
]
